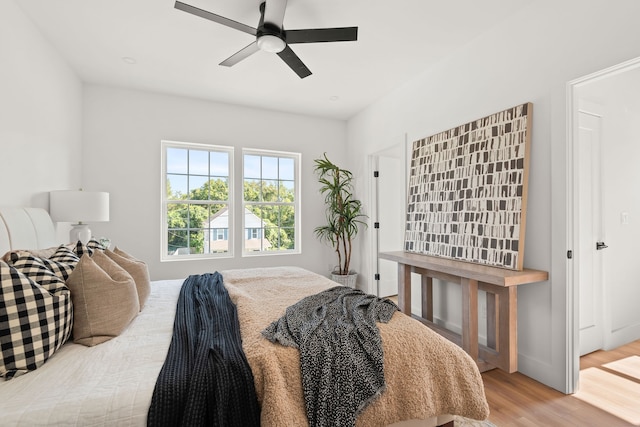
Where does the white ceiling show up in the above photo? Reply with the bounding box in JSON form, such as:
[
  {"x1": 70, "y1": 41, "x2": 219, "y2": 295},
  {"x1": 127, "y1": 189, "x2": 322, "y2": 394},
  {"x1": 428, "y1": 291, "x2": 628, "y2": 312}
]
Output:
[{"x1": 16, "y1": 0, "x2": 532, "y2": 120}]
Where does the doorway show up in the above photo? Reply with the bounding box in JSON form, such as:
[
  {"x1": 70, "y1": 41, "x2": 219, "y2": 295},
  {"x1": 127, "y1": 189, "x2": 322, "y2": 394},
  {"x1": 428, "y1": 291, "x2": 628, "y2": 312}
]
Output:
[
  {"x1": 371, "y1": 142, "x2": 406, "y2": 297},
  {"x1": 567, "y1": 56, "x2": 640, "y2": 392}
]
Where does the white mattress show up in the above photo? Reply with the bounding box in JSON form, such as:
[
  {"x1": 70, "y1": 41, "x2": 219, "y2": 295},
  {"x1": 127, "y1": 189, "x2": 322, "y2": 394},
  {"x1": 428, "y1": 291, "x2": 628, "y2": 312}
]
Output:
[{"x1": 0, "y1": 279, "x2": 183, "y2": 427}]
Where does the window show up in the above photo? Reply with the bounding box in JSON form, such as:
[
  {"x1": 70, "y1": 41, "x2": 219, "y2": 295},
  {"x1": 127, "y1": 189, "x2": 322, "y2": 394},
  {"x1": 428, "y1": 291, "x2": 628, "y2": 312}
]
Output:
[
  {"x1": 161, "y1": 141, "x2": 233, "y2": 260},
  {"x1": 243, "y1": 149, "x2": 300, "y2": 255},
  {"x1": 161, "y1": 143, "x2": 300, "y2": 260},
  {"x1": 214, "y1": 229, "x2": 227, "y2": 240}
]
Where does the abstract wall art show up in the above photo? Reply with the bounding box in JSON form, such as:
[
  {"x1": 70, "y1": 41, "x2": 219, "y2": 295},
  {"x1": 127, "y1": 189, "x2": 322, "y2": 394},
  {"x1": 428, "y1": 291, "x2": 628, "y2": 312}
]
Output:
[{"x1": 404, "y1": 102, "x2": 532, "y2": 270}]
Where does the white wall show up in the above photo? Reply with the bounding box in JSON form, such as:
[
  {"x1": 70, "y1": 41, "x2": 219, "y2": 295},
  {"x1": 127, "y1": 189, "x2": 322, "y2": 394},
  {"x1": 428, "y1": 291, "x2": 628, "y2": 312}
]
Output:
[
  {"x1": 0, "y1": 0, "x2": 82, "y2": 223},
  {"x1": 346, "y1": 0, "x2": 640, "y2": 392},
  {"x1": 604, "y1": 105, "x2": 640, "y2": 330},
  {"x1": 81, "y1": 85, "x2": 347, "y2": 281}
]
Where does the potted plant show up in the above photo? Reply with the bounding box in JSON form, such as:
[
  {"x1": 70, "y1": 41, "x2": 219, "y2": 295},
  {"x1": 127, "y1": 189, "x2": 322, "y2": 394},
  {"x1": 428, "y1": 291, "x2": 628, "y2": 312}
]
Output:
[{"x1": 314, "y1": 153, "x2": 368, "y2": 287}]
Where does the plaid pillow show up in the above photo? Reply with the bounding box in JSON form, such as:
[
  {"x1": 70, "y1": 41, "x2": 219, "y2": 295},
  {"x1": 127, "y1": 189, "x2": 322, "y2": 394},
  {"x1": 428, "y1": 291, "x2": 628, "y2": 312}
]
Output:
[
  {"x1": 8, "y1": 251, "x2": 76, "y2": 286},
  {"x1": 0, "y1": 261, "x2": 73, "y2": 380},
  {"x1": 87, "y1": 238, "x2": 107, "y2": 252},
  {"x1": 72, "y1": 241, "x2": 94, "y2": 257},
  {"x1": 49, "y1": 245, "x2": 80, "y2": 265},
  {"x1": 46, "y1": 246, "x2": 81, "y2": 280}
]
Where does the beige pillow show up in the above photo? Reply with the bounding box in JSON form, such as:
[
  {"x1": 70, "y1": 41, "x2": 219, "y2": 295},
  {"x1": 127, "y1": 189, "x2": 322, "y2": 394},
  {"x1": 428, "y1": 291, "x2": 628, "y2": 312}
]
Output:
[
  {"x1": 66, "y1": 252, "x2": 139, "y2": 347},
  {"x1": 105, "y1": 248, "x2": 150, "y2": 310},
  {"x1": 113, "y1": 247, "x2": 136, "y2": 260}
]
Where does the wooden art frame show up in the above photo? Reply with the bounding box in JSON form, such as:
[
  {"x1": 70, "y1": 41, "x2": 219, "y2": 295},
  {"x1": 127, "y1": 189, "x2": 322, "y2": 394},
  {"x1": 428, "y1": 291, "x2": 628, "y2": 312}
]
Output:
[{"x1": 404, "y1": 103, "x2": 532, "y2": 270}]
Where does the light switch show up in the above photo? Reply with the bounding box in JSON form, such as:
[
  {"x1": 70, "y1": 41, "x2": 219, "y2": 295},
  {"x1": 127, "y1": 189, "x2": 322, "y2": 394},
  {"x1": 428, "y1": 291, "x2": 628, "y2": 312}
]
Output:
[{"x1": 621, "y1": 212, "x2": 629, "y2": 225}]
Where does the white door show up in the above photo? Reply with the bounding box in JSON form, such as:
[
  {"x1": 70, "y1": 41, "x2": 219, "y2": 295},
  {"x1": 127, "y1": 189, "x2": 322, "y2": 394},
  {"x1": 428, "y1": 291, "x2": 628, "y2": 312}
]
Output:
[
  {"x1": 578, "y1": 110, "x2": 605, "y2": 356},
  {"x1": 376, "y1": 154, "x2": 404, "y2": 297}
]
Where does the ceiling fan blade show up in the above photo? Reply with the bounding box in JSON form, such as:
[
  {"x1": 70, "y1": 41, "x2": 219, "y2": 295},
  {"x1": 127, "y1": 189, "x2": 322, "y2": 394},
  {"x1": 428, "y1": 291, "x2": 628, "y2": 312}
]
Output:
[
  {"x1": 277, "y1": 46, "x2": 312, "y2": 79},
  {"x1": 286, "y1": 27, "x2": 358, "y2": 44},
  {"x1": 263, "y1": 0, "x2": 287, "y2": 28},
  {"x1": 220, "y1": 42, "x2": 260, "y2": 67},
  {"x1": 174, "y1": 1, "x2": 257, "y2": 36}
]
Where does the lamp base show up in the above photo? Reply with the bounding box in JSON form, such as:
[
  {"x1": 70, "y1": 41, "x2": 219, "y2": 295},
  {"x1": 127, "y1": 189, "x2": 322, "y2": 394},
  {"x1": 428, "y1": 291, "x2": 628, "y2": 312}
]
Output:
[{"x1": 70, "y1": 224, "x2": 92, "y2": 244}]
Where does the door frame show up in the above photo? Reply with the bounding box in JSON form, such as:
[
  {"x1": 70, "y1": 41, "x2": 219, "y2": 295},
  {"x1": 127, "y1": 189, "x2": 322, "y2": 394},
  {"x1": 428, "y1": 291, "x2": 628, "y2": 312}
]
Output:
[{"x1": 566, "y1": 55, "x2": 640, "y2": 393}]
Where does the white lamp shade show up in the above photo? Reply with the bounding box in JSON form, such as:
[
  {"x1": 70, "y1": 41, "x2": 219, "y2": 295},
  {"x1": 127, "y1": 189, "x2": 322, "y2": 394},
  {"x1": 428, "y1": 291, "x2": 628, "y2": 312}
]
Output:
[{"x1": 49, "y1": 190, "x2": 110, "y2": 224}]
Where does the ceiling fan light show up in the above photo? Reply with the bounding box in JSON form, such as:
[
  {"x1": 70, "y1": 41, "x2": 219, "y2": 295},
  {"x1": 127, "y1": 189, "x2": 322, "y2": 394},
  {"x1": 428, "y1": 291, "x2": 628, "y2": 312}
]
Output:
[{"x1": 257, "y1": 34, "x2": 286, "y2": 53}]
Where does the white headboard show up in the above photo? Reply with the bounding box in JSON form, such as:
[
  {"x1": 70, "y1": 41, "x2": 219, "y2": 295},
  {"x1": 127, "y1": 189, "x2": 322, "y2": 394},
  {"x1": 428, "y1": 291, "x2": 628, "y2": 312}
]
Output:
[{"x1": 0, "y1": 207, "x2": 56, "y2": 255}]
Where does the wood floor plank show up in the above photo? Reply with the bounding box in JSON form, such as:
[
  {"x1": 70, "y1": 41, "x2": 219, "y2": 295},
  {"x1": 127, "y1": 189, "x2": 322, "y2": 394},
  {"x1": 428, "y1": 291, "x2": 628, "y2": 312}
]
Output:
[
  {"x1": 482, "y1": 339, "x2": 640, "y2": 426},
  {"x1": 604, "y1": 355, "x2": 640, "y2": 381},
  {"x1": 573, "y1": 367, "x2": 640, "y2": 425}
]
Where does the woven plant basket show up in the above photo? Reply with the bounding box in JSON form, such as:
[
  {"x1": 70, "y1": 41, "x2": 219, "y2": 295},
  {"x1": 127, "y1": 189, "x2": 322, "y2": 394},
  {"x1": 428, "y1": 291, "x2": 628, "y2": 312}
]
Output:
[{"x1": 330, "y1": 272, "x2": 357, "y2": 288}]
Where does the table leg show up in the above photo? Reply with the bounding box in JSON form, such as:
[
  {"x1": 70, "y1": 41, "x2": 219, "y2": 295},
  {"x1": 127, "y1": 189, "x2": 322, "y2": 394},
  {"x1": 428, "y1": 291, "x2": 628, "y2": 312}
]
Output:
[
  {"x1": 500, "y1": 286, "x2": 518, "y2": 372},
  {"x1": 421, "y1": 275, "x2": 433, "y2": 322},
  {"x1": 461, "y1": 278, "x2": 479, "y2": 361},
  {"x1": 397, "y1": 263, "x2": 412, "y2": 315},
  {"x1": 486, "y1": 291, "x2": 497, "y2": 350}
]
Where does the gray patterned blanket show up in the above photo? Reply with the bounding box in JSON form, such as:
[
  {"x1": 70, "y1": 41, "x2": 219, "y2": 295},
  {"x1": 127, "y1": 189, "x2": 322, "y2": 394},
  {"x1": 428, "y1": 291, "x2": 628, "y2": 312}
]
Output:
[{"x1": 262, "y1": 286, "x2": 398, "y2": 427}]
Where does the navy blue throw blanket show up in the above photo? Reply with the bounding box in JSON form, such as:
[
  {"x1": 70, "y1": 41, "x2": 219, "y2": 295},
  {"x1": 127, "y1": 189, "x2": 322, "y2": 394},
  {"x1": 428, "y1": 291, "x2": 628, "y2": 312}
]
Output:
[{"x1": 147, "y1": 272, "x2": 260, "y2": 427}]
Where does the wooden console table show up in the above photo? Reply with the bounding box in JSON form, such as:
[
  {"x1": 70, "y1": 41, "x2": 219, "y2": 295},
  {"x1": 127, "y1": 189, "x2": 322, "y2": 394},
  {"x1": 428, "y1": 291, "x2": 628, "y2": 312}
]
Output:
[{"x1": 379, "y1": 251, "x2": 548, "y2": 373}]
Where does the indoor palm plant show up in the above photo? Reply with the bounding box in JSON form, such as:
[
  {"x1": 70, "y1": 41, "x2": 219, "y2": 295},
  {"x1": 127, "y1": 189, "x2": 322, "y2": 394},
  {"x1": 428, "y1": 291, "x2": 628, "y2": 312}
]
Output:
[{"x1": 314, "y1": 153, "x2": 368, "y2": 286}]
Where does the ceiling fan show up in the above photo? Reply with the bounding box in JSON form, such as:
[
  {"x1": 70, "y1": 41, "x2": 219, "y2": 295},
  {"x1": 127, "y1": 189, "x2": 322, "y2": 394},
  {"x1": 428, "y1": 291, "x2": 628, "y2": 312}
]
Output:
[{"x1": 174, "y1": 0, "x2": 358, "y2": 79}]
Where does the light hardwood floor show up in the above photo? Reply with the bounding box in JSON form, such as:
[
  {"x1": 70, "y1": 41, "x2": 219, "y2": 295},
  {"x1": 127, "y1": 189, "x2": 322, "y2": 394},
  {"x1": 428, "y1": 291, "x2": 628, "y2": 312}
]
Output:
[{"x1": 482, "y1": 339, "x2": 640, "y2": 426}]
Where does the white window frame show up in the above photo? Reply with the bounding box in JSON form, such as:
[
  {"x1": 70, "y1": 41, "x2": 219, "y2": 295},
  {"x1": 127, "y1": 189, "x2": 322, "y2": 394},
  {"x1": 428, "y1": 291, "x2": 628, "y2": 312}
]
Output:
[
  {"x1": 161, "y1": 140, "x2": 234, "y2": 262},
  {"x1": 242, "y1": 148, "x2": 301, "y2": 257}
]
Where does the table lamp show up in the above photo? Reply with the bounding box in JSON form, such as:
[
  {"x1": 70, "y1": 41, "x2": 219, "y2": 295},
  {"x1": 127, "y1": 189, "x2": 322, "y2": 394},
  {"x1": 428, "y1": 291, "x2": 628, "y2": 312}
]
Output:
[{"x1": 50, "y1": 190, "x2": 110, "y2": 243}]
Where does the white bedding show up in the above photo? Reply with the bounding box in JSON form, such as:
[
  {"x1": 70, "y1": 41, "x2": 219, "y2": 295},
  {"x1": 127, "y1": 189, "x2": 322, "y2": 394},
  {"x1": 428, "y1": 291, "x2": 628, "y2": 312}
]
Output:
[
  {"x1": 0, "y1": 279, "x2": 182, "y2": 426},
  {"x1": 0, "y1": 272, "x2": 471, "y2": 427},
  {"x1": 0, "y1": 208, "x2": 481, "y2": 426}
]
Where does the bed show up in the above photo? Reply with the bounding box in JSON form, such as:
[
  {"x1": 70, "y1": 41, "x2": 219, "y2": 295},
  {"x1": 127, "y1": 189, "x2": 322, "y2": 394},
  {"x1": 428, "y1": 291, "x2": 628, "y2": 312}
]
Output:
[{"x1": 0, "y1": 207, "x2": 489, "y2": 426}]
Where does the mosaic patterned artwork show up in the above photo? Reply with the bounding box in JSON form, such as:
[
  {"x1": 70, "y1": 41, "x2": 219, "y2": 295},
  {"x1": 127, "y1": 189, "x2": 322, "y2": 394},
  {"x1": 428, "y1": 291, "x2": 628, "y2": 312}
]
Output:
[{"x1": 404, "y1": 103, "x2": 532, "y2": 270}]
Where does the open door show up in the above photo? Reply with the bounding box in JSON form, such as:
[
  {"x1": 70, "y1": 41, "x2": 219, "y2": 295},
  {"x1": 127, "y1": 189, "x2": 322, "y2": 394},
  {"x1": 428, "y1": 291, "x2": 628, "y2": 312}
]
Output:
[
  {"x1": 373, "y1": 146, "x2": 405, "y2": 297},
  {"x1": 577, "y1": 109, "x2": 605, "y2": 356}
]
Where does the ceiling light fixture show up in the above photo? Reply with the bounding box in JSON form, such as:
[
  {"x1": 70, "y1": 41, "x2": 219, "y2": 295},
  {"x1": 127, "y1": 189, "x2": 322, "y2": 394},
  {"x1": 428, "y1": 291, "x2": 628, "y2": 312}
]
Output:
[{"x1": 256, "y1": 34, "x2": 286, "y2": 53}]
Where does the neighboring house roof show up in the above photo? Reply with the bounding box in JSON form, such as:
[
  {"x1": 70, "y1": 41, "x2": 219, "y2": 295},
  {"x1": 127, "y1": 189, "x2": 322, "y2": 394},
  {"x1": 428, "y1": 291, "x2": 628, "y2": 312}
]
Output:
[
  {"x1": 207, "y1": 207, "x2": 263, "y2": 228},
  {"x1": 205, "y1": 207, "x2": 271, "y2": 250}
]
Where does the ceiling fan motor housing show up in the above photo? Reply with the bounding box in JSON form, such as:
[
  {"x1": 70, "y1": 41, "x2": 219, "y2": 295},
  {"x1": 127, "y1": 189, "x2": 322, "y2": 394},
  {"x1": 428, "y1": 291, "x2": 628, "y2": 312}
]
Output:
[{"x1": 256, "y1": 23, "x2": 286, "y2": 53}]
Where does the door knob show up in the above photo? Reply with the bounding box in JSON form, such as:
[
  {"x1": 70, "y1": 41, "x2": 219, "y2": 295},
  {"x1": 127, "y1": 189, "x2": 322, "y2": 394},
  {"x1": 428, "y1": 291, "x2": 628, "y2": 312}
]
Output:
[{"x1": 596, "y1": 241, "x2": 608, "y2": 250}]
